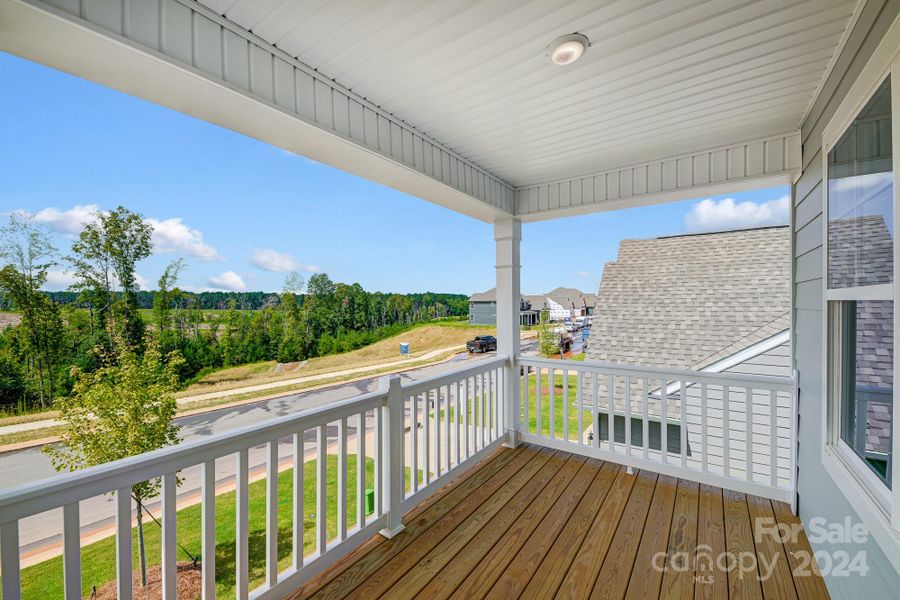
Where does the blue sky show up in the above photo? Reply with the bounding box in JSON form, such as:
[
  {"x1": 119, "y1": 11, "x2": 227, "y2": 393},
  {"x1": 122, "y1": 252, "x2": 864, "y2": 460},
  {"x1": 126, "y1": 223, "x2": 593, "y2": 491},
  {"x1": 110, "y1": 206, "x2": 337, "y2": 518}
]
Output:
[{"x1": 0, "y1": 51, "x2": 789, "y2": 296}]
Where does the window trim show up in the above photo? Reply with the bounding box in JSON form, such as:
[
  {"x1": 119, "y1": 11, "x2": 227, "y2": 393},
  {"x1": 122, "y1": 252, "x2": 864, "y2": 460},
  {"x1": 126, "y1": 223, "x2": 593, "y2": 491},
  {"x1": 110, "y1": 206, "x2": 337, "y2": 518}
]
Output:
[{"x1": 821, "y1": 33, "x2": 900, "y2": 533}]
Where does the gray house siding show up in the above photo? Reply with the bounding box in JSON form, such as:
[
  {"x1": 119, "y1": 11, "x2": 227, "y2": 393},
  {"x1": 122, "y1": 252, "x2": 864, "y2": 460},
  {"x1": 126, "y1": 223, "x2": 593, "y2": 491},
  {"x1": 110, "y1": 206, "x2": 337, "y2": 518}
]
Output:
[
  {"x1": 468, "y1": 302, "x2": 496, "y2": 326},
  {"x1": 681, "y1": 339, "x2": 794, "y2": 488},
  {"x1": 794, "y1": 0, "x2": 900, "y2": 596}
]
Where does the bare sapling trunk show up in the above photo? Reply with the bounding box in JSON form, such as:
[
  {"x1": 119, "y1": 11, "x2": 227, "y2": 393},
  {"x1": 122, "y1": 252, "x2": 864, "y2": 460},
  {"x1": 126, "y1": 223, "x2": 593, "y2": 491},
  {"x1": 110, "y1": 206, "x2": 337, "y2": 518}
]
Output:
[{"x1": 136, "y1": 500, "x2": 148, "y2": 587}]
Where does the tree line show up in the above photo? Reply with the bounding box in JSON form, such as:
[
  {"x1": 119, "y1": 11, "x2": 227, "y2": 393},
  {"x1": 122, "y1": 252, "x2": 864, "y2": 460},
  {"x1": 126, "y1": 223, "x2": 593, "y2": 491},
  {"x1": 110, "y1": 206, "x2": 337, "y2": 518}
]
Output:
[{"x1": 0, "y1": 208, "x2": 467, "y2": 410}]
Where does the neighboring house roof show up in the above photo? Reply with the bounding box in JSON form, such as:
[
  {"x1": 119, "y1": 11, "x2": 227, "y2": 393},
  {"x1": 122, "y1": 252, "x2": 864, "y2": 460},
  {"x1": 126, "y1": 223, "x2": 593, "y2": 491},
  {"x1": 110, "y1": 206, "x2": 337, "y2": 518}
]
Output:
[
  {"x1": 828, "y1": 214, "x2": 893, "y2": 288},
  {"x1": 545, "y1": 287, "x2": 597, "y2": 311},
  {"x1": 469, "y1": 288, "x2": 499, "y2": 303},
  {"x1": 585, "y1": 225, "x2": 791, "y2": 370}
]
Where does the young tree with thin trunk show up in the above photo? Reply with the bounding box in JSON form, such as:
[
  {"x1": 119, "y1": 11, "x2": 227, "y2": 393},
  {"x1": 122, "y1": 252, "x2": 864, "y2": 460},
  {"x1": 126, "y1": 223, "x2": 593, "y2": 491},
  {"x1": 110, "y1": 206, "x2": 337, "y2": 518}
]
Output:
[
  {"x1": 45, "y1": 337, "x2": 183, "y2": 587},
  {"x1": 0, "y1": 214, "x2": 64, "y2": 407}
]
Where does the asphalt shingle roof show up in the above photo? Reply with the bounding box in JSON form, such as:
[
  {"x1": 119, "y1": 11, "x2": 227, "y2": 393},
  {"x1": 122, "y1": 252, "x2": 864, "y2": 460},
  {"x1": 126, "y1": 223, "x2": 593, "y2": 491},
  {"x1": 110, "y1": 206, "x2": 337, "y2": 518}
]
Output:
[{"x1": 584, "y1": 225, "x2": 791, "y2": 370}]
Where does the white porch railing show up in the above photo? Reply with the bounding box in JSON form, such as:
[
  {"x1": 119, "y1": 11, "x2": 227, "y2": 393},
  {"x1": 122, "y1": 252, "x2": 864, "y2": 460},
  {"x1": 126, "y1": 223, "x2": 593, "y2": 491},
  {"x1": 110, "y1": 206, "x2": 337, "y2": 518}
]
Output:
[
  {"x1": 0, "y1": 356, "x2": 507, "y2": 600},
  {"x1": 516, "y1": 356, "x2": 797, "y2": 503},
  {"x1": 0, "y1": 353, "x2": 796, "y2": 599}
]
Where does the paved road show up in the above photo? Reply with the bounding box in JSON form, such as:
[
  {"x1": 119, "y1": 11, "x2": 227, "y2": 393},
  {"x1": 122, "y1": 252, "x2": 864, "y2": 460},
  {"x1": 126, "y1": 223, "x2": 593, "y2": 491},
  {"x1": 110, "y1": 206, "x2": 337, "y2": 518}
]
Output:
[{"x1": 2, "y1": 342, "x2": 538, "y2": 560}]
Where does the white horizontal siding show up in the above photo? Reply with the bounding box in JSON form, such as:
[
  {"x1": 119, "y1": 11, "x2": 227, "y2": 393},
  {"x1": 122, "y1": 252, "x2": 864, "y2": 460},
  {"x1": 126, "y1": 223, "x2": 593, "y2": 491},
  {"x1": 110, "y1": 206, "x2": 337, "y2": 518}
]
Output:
[{"x1": 515, "y1": 132, "x2": 801, "y2": 218}]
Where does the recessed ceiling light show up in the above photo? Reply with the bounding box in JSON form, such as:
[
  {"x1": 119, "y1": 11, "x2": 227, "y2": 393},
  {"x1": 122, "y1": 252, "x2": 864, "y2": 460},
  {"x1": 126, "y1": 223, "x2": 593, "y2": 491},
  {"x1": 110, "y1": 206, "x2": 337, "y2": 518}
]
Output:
[{"x1": 546, "y1": 33, "x2": 589, "y2": 66}]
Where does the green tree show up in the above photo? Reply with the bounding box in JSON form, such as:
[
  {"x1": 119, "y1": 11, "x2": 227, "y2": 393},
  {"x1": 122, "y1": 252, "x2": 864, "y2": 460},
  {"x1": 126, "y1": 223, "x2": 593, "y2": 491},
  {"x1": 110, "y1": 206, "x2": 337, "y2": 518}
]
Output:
[
  {"x1": 153, "y1": 259, "x2": 185, "y2": 337},
  {"x1": 69, "y1": 206, "x2": 152, "y2": 348},
  {"x1": 45, "y1": 337, "x2": 183, "y2": 587},
  {"x1": 537, "y1": 309, "x2": 558, "y2": 357},
  {"x1": 0, "y1": 215, "x2": 64, "y2": 407}
]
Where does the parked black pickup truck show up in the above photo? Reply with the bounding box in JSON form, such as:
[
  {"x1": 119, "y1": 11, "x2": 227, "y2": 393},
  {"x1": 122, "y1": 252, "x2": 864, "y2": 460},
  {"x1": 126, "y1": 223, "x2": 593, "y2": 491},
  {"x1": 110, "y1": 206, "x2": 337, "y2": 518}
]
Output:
[{"x1": 466, "y1": 335, "x2": 497, "y2": 353}]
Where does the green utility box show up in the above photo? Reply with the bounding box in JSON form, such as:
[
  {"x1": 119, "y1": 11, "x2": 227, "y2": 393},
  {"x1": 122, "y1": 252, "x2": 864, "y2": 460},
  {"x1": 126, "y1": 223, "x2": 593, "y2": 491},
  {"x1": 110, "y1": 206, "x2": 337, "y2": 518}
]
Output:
[{"x1": 365, "y1": 488, "x2": 375, "y2": 515}]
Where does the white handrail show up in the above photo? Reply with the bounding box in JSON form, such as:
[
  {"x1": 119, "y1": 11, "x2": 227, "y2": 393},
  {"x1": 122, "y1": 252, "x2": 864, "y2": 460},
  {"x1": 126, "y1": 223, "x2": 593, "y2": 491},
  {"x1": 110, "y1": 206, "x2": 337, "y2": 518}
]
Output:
[
  {"x1": 519, "y1": 355, "x2": 794, "y2": 390},
  {"x1": 0, "y1": 390, "x2": 387, "y2": 524}
]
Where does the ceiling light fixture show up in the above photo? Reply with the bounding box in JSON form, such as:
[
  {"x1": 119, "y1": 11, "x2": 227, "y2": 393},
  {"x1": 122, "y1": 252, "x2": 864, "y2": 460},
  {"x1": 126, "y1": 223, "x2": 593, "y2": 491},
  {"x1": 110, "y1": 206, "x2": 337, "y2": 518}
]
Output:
[{"x1": 546, "y1": 33, "x2": 589, "y2": 66}]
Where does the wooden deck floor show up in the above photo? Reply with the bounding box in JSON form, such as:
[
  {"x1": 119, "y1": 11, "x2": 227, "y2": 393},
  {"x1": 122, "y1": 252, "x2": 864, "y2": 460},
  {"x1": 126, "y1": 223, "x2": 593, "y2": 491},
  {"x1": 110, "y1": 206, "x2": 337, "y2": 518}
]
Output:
[{"x1": 292, "y1": 444, "x2": 829, "y2": 600}]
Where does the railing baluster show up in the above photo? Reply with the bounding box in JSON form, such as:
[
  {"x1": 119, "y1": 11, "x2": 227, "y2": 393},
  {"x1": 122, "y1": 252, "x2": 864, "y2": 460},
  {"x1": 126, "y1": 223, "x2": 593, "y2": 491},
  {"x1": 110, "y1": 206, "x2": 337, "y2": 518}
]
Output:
[
  {"x1": 115, "y1": 487, "x2": 133, "y2": 600},
  {"x1": 338, "y1": 418, "x2": 347, "y2": 542},
  {"x1": 745, "y1": 386, "x2": 753, "y2": 482},
  {"x1": 479, "y1": 371, "x2": 486, "y2": 449},
  {"x1": 412, "y1": 395, "x2": 419, "y2": 492},
  {"x1": 375, "y1": 405, "x2": 384, "y2": 516},
  {"x1": 642, "y1": 377, "x2": 649, "y2": 460},
  {"x1": 236, "y1": 449, "x2": 249, "y2": 600},
  {"x1": 202, "y1": 461, "x2": 216, "y2": 599},
  {"x1": 62, "y1": 503, "x2": 81, "y2": 600},
  {"x1": 770, "y1": 389, "x2": 778, "y2": 488},
  {"x1": 423, "y1": 390, "x2": 431, "y2": 483},
  {"x1": 456, "y1": 380, "x2": 462, "y2": 467},
  {"x1": 700, "y1": 383, "x2": 708, "y2": 474},
  {"x1": 563, "y1": 369, "x2": 570, "y2": 442},
  {"x1": 266, "y1": 441, "x2": 279, "y2": 587},
  {"x1": 464, "y1": 378, "x2": 470, "y2": 458},
  {"x1": 293, "y1": 431, "x2": 304, "y2": 571},
  {"x1": 592, "y1": 372, "x2": 599, "y2": 449},
  {"x1": 491, "y1": 369, "x2": 497, "y2": 441},
  {"x1": 577, "y1": 371, "x2": 583, "y2": 445},
  {"x1": 358, "y1": 412, "x2": 366, "y2": 524},
  {"x1": 607, "y1": 373, "x2": 614, "y2": 452},
  {"x1": 444, "y1": 384, "x2": 451, "y2": 470},
  {"x1": 316, "y1": 425, "x2": 327, "y2": 554},
  {"x1": 660, "y1": 379, "x2": 668, "y2": 464},
  {"x1": 1, "y1": 520, "x2": 21, "y2": 600},
  {"x1": 625, "y1": 375, "x2": 632, "y2": 456},
  {"x1": 536, "y1": 367, "x2": 542, "y2": 437},
  {"x1": 723, "y1": 386, "x2": 730, "y2": 479},
  {"x1": 680, "y1": 381, "x2": 688, "y2": 470},
  {"x1": 549, "y1": 367, "x2": 556, "y2": 440},
  {"x1": 523, "y1": 365, "x2": 530, "y2": 435},
  {"x1": 434, "y1": 388, "x2": 442, "y2": 478},
  {"x1": 162, "y1": 472, "x2": 177, "y2": 599}
]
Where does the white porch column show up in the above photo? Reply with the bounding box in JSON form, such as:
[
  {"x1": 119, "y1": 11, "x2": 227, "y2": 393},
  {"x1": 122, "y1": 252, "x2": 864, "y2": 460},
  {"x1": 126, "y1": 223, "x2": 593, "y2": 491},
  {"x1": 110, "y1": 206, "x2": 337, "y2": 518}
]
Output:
[{"x1": 495, "y1": 218, "x2": 521, "y2": 448}]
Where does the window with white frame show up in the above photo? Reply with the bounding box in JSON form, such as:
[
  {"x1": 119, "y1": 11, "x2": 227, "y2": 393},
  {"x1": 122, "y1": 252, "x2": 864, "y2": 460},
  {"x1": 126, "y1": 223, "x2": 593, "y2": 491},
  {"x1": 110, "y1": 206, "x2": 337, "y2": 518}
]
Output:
[{"x1": 826, "y1": 73, "x2": 895, "y2": 502}]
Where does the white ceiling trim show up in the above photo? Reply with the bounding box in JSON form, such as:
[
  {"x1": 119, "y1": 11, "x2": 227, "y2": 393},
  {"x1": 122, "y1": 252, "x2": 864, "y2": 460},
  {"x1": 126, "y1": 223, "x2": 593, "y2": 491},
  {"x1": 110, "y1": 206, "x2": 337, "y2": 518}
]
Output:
[{"x1": 515, "y1": 131, "x2": 801, "y2": 222}]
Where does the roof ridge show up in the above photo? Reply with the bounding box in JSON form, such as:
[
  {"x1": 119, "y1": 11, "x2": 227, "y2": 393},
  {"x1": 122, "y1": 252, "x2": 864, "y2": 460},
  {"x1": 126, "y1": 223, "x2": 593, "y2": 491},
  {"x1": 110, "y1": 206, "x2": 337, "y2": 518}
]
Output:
[{"x1": 691, "y1": 311, "x2": 791, "y2": 370}]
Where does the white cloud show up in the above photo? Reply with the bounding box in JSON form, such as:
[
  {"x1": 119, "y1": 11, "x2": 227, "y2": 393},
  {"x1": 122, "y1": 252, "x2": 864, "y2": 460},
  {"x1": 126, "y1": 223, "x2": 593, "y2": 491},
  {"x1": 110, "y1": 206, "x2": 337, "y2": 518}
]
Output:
[
  {"x1": 207, "y1": 270, "x2": 246, "y2": 292},
  {"x1": 576, "y1": 271, "x2": 591, "y2": 278},
  {"x1": 43, "y1": 270, "x2": 78, "y2": 291},
  {"x1": 250, "y1": 248, "x2": 300, "y2": 272},
  {"x1": 250, "y1": 248, "x2": 319, "y2": 273},
  {"x1": 30, "y1": 204, "x2": 100, "y2": 235},
  {"x1": 148, "y1": 218, "x2": 222, "y2": 262},
  {"x1": 684, "y1": 195, "x2": 789, "y2": 233},
  {"x1": 830, "y1": 171, "x2": 893, "y2": 193}
]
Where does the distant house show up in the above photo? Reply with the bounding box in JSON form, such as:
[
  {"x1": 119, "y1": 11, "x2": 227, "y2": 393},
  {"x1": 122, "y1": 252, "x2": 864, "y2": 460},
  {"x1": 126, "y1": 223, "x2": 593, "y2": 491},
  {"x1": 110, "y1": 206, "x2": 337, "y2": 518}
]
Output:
[
  {"x1": 543, "y1": 287, "x2": 597, "y2": 321},
  {"x1": 468, "y1": 287, "x2": 595, "y2": 326},
  {"x1": 584, "y1": 225, "x2": 792, "y2": 467},
  {"x1": 467, "y1": 288, "x2": 540, "y2": 326}
]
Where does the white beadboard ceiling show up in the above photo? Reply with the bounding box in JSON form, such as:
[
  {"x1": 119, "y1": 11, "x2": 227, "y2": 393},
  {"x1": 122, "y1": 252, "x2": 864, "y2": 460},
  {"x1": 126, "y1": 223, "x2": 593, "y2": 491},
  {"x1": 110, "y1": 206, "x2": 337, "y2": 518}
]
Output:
[{"x1": 200, "y1": 0, "x2": 858, "y2": 188}]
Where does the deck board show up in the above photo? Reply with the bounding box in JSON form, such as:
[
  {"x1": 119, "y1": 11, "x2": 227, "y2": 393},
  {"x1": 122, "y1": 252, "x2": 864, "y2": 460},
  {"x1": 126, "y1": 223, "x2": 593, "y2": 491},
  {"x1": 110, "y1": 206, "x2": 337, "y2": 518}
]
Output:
[{"x1": 293, "y1": 444, "x2": 828, "y2": 600}]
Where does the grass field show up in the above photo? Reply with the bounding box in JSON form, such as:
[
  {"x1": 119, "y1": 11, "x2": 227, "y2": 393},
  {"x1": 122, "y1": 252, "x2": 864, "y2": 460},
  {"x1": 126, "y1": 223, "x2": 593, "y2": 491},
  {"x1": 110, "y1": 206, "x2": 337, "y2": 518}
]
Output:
[
  {"x1": 522, "y1": 371, "x2": 582, "y2": 439},
  {"x1": 181, "y1": 321, "x2": 495, "y2": 397},
  {"x1": 3, "y1": 455, "x2": 417, "y2": 600}
]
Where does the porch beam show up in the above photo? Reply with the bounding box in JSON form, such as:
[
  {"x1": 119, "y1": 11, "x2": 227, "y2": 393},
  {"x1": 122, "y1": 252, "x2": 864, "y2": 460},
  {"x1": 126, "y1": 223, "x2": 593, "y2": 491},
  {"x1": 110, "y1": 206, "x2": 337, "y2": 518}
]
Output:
[
  {"x1": 515, "y1": 131, "x2": 801, "y2": 221},
  {"x1": 494, "y1": 218, "x2": 521, "y2": 448},
  {"x1": 0, "y1": 0, "x2": 515, "y2": 222}
]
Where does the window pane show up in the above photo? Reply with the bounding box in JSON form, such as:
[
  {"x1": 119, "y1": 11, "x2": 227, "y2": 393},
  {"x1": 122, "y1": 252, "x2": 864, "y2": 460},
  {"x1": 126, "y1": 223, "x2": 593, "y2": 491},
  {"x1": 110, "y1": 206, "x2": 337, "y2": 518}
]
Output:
[
  {"x1": 828, "y1": 76, "x2": 893, "y2": 289},
  {"x1": 840, "y1": 300, "x2": 893, "y2": 487}
]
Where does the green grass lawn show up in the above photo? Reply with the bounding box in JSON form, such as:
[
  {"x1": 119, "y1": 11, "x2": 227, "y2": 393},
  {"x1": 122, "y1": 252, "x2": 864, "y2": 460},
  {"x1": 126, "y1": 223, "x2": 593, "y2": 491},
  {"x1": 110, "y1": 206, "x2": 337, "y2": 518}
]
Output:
[
  {"x1": 521, "y1": 371, "x2": 583, "y2": 440},
  {"x1": 4, "y1": 454, "x2": 416, "y2": 600}
]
